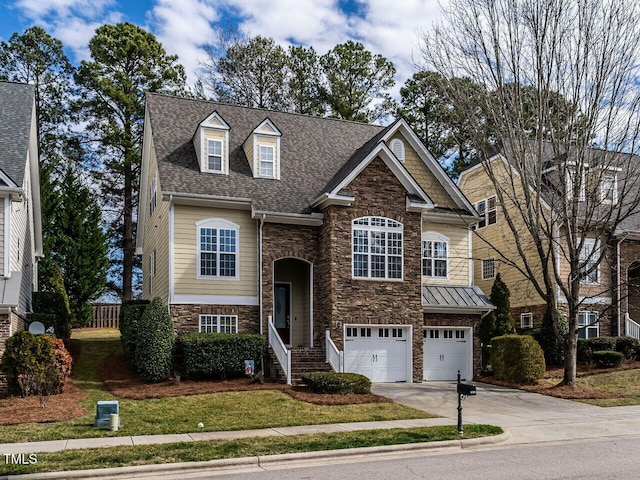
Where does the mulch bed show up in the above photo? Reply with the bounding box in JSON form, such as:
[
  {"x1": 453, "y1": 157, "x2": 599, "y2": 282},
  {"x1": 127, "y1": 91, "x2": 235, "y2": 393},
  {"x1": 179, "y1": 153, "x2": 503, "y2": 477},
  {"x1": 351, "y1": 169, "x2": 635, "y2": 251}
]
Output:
[
  {"x1": 477, "y1": 361, "x2": 640, "y2": 400},
  {"x1": 0, "y1": 383, "x2": 88, "y2": 426},
  {"x1": 100, "y1": 353, "x2": 391, "y2": 405}
]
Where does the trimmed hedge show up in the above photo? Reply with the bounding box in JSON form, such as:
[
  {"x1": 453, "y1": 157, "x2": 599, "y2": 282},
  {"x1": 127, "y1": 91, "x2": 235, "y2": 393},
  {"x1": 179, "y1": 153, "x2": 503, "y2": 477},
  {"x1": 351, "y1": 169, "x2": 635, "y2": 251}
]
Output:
[
  {"x1": 302, "y1": 372, "x2": 371, "y2": 394},
  {"x1": 577, "y1": 339, "x2": 592, "y2": 363},
  {"x1": 0, "y1": 331, "x2": 71, "y2": 397},
  {"x1": 588, "y1": 336, "x2": 616, "y2": 352},
  {"x1": 490, "y1": 334, "x2": 546, "y2": 385},
  {"x1": 119, "y1": 300, "x2": 150, "y2": 362},
  {"x1": 614, "y1": 336, "x2": 640, "y2": 360},
  {"x1": 177, "y1": 332, "x2": 265, "y2": 379},
  {"x1": 133, "y1": 298, "x2": 174, "y2": 383},
  {"x1": 592, "y1": 350, "x2": 624, "y2": 368}
]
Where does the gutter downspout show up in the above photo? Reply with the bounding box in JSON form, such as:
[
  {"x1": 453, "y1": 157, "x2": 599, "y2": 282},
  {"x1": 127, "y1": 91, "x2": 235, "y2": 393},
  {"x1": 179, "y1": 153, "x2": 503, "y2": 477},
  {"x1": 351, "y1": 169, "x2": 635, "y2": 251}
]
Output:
[
  {"x1": 617, "y1": 234, "x2": 628, "y2": 337},
  {"x1": 259, "y1": 214, "x2": 265, "y2": 336}
]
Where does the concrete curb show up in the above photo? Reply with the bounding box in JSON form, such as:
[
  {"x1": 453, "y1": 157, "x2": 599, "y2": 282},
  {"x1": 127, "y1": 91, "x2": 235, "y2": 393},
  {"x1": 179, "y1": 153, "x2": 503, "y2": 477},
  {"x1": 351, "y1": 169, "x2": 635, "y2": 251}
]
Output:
[{"x1": 1, "y1": 432, "x2": 511, "y2": 479}]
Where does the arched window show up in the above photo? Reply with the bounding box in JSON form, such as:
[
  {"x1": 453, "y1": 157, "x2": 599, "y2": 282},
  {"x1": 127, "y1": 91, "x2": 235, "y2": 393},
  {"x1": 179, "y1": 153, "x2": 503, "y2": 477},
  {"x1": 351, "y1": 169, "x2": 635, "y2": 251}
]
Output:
[
  {"x1": 352, "y1": 216, "x2": 403, "y2": 280},
  {"x1": 196, "y1": 218, "x2": 239, "y2": 280},
  {"x1": 421, "y1": 232, "x2": 449, "y2": 278},
  {"x1": 390, "y1": 138, "x2": 405, "y2": 162}
]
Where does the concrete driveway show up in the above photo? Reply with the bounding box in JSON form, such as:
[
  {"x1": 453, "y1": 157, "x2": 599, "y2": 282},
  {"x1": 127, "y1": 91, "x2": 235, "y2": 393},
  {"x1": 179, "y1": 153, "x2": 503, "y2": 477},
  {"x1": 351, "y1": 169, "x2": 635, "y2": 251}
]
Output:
[{"x1": 372, "y1": 381, "x2": 640, "y2": 444}]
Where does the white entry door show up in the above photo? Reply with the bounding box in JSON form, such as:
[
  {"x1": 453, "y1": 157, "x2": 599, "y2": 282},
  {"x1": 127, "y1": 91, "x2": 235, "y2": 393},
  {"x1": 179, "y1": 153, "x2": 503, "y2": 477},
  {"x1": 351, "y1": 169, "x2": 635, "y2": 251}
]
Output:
[
  {"x1": 423, "y1": 328, "x2": 471, "y2": 381},
  {"x1": 343, "y1": 326, "x2": 409, "y2": 382}
]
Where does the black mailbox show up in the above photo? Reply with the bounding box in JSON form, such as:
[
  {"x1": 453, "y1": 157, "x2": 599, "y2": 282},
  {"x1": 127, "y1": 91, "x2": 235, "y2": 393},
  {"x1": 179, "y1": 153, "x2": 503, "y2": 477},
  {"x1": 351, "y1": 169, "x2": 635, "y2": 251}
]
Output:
[{"x1": 457, "y1": 383, "x2": 476, "y2": 396}]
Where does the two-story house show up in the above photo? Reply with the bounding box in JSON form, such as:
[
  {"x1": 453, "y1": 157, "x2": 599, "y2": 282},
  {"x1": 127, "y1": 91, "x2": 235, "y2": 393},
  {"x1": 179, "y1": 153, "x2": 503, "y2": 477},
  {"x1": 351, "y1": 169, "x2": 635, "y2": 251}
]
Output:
[
  {"x1": 137, "y1": 93, "x2": 493, "y2": 384},
  {"x1": 0, "y1": 81, "x2": 44, "y2": 358},
  {"x1": 459, "y1": 144, "x2": 640, "y2": 341}
]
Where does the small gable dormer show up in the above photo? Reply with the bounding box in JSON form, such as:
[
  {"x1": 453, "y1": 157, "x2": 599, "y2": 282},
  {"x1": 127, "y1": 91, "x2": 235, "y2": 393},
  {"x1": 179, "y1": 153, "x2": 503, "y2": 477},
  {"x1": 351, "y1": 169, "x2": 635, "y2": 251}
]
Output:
[
  {"x1": 194, "y1": 111, "x2": 230, "y2": 175},
  {"x1": 243, "y1": 118, "x2": 281, "y2": 180}
]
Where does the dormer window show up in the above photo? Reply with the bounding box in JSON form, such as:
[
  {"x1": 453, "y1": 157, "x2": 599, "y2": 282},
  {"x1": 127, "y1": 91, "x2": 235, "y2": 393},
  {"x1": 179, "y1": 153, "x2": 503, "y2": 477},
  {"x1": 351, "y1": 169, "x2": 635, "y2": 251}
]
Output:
[
  {"x1": 259, "y1": 145, "x2": 275, "y2": 177},
  {"x1": 244, "y1": 118, "x2": 281, "y2": 180},
  {"x1": 600, "y1": 174, "x2": 617, "y2": 204},
  {"x1": 194, "y1": 111, "x2": 230, "y2": 175},
  {"x1": 207, "y1": 139, "x2": 223, "y2": 172}
]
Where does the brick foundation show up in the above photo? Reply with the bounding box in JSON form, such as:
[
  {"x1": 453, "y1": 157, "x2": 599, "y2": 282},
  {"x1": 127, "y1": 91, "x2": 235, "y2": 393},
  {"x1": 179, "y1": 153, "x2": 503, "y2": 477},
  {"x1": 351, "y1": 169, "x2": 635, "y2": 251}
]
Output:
[{"x1": 511, "y1": 304, "x2": 548, "y2": 329}]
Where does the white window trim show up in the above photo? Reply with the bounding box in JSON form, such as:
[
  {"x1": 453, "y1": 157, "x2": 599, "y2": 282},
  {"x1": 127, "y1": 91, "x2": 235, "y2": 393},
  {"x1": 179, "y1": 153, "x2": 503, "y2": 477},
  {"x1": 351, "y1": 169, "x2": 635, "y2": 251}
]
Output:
[
  {"x1": 198, "y1": 112, "x2": 230, "y2": 175},
  {"x1": 252, "y1": 129, "x2": 281, "y2": 180},
  {"x1": 520, "y1": 312, "x2": 533, "y2": 329},
  {"x1": 421, "y1": 231, "x2": 449, "y2": 280},
  {"x1": 198, "y1": 314, "x2": 239, "y2": 334},
  {"x1": 149, "y1": 249, "x2": 156, "y2": 294},
  {"x1": 149, "y1": 172, "x2": 157, "y2": 216},
  {"x1": 566, "y1": 169, "x2": 586, "y2": 201},
  {"x1": 579, "y1": 237, "x2": 600, "y2": 285},
  {"x1": 206, "y1": 138, "x2": 224, "y2": 173},
  {"x1": 578, "y1": 311, "x2": 599, "y2": 339},
  {"x1": 258, "y1": 144, "x2": 275, "y2": 178},
  {"x1": 196, "y1": 218, "x2": 240, "y2": 281},
  {"x1": 352, "y1": 216, "x2": 404, "y2": 281},
  {"x1": 600, "y1": 174, "x2": 618, "y2": 204},
  {"x1": 482, "y1": 258, "x2": 495, "y2": 280}
]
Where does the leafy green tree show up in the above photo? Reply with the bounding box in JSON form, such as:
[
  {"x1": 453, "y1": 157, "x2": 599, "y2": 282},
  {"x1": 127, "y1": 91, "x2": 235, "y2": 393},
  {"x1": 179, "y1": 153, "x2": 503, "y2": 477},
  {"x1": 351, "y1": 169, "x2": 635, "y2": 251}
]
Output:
[
  {"x1": 201, "y1": 34, "x2": 288, "y2": 109},
  {"x1": 320, "y1": 40, "x2": 396, "y2": 122},
  {"x1": 44, "y1": 165, "x2": 109, "y2": 326},
  {"x1": 286, "y1": 45, "x2": 325, "y2": 116},
  {"x1": 489, "y1": 273, "x2": 516, "y2": 336},
  {"x1": 49, "y1": 264, "x2": 72, "y2": 337},
  {"x1": 75, "y1": 22, "x2": 186, "y2": 301}
]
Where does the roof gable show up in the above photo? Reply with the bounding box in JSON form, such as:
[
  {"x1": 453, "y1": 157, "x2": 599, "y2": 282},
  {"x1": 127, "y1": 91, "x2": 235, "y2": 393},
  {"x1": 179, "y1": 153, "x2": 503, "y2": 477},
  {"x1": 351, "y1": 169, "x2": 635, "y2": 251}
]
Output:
[{"x1": 200, "y1": 111, "x2": 230, "y2": 130}]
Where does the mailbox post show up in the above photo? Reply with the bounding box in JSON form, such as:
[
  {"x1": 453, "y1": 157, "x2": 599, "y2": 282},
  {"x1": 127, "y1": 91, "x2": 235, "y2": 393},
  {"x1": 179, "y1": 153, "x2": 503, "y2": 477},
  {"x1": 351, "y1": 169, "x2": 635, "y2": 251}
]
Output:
[{"x1": 456, "y1": 370, "x2": 476, "y2": 435}]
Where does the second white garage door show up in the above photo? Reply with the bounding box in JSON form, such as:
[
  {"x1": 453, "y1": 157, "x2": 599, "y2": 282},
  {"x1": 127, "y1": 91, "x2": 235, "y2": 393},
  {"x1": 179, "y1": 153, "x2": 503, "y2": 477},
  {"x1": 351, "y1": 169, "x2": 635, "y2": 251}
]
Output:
[
  {"x1": 423, "y1": 328, "x2": 472, "y2": 381},
  {"x1": 343, "y1": 325, "x2": 410, "y2": 383}
]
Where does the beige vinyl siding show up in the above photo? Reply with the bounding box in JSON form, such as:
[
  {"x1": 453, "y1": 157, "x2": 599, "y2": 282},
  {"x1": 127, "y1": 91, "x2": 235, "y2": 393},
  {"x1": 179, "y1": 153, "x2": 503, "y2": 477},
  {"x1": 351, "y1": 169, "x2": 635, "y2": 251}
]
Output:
[
  {"x1": 459, "y1": 161, "x2": 548, "y2": 309},
  {"x1": 173, "y1": 205, "x2": 257, "y2": 297},
  {"x1": 421, "y1": 218, "x2": 470, "y2": 286},
  {"x1": 142, "y1": 144, "x2": 170, "y2": 303},
  {"x1": 11, "y1": 155, "x2": 35, "y2": 313},
  {"x1": 391, "y1": 133, "x2": 458, "y2": 210},
  {"x1": 242, "y1": 136, "x2": 254, "y2": 175}
]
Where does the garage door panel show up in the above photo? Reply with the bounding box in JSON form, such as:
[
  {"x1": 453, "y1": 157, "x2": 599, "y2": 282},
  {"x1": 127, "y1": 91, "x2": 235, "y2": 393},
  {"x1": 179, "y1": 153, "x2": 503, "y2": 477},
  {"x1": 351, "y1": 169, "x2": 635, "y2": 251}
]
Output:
[
  {"x1": 423, "y1": 328, "x2": 471, "y2": 381},
  {"x1": 343, "y1": 326, "x2": 409, "y2": 383}
]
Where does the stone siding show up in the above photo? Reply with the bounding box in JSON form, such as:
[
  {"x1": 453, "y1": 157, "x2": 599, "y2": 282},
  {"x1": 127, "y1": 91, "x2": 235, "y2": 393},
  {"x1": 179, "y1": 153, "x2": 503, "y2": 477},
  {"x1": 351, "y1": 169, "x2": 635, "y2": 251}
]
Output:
[
  {"x1": 511, "y1": 304, "x2": 548, "y2": 330},
  {"x1": 170, "y1": 304, "x2": 259, "y2": 335}
]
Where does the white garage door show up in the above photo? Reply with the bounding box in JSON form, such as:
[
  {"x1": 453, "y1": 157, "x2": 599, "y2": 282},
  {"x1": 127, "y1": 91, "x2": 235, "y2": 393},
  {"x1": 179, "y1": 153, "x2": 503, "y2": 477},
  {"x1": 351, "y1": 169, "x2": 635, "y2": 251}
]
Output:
[
  {"x1": 423, "y1": 328, "x2": 471, "y2": 381},
  {"x1": 343, "y1": 326, "x2": 409, "y2": 382}
]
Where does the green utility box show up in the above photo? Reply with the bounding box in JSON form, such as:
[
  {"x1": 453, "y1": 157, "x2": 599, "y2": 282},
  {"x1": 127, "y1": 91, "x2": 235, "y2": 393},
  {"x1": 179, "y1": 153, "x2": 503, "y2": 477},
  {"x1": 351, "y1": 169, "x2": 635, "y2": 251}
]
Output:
[{"x1": 94, "y1": 400, "x2": 120, "y2": 428}]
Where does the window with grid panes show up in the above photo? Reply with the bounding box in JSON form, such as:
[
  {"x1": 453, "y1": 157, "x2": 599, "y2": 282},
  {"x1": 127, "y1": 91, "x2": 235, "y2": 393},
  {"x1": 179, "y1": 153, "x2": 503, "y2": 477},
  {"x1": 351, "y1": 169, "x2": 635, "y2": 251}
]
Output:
[{"x1": 352, "y1": 217, "x2": 403, "y2": 280}]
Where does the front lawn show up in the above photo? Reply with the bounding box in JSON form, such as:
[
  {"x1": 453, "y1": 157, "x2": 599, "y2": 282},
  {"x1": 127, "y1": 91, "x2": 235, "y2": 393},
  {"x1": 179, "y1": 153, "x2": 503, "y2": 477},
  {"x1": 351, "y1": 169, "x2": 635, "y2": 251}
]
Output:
[
  {"x1": 1, "y1": 424, "x2": 503, "y2": 475},
  {"x1": 576, "y1": 369, "x2": 640, "y2": 406},
  {"x1": 0, "y1": 329, "x2": 433, "y2": 443}
]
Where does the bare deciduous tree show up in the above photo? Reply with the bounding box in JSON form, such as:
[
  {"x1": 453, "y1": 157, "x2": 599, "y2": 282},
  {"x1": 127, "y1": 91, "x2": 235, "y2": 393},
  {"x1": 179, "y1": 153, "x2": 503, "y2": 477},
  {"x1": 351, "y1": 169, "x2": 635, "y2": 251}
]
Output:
[{"x1": 421, "y1": 0, "x2": 640, "y2": 385}]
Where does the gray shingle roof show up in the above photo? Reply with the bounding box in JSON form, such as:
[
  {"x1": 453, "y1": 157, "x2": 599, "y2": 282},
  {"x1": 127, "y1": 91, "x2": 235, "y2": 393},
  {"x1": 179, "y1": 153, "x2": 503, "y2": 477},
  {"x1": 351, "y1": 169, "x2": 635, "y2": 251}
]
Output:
[
  {"x1": 147, "y1": 93, "x2": 386, "y2": 214},
  {"x1": 0, "y1": 81, "x2": 35, "y2": 187}
]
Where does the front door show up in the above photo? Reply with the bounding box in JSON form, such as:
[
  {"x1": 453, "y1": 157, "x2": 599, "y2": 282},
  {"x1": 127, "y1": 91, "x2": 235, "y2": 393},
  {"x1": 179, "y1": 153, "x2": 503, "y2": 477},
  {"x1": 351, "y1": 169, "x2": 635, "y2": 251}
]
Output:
[{"x1": 274, "y1": 283, "x2": 291, "y2": 345}]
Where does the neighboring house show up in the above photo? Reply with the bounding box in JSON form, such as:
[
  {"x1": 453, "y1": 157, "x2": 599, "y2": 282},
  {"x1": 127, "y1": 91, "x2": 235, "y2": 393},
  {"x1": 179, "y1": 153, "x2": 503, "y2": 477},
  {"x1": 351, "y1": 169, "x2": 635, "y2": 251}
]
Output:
[
  {"x1": 0, "y1": 82, "x2": 44, "y2": 358},
  {"x1": 137, "y1": 93, "x2": 493, "y2": 384},
  {"x1": 459, "y1": 146, "x2": 640, "y2": 341}
]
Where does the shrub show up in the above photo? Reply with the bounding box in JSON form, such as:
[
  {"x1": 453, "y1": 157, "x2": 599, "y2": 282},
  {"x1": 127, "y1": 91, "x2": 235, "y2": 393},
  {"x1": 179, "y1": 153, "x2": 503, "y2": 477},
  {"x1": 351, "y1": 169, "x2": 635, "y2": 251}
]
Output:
[
  {"x1": 577, "y1": 339, "x2": 592, "y2": 363},
  {"x1": 119, "y1": 300, "x2": 149, "y2": 362},
  {"x1": 588, "y1": 336, "x2": 616, "y2": 352},
  {"x1": 0, "y1": 331, "x2": 68, "y2": 397},
  {"x1": 177, "y1": 332, "x2": 265, "y2": 379},
  {"x1": 614, "y1": 336, "x2": 640, "y2": 360},
  {"x1": 32, "y1": 290, "x2": 72, "y2": 339},
  {"x1": 301, "y1": 372, "x2": 371, "y2": 394},
  {"x1": 592, "y1": 350, "x2": 624, "y2": 368},
  {"x1": 71, "y1": 303, "x2": 94, "y2": 328},
  {"x1": 490, "y1": 334, "x2": 546, "y2": 385},
  {"x1": 538, "y1": 308, "x2": 568, "y2": 365},
  {"x1": 133, "y1": 297, "x2": 174, "y2": 382}
]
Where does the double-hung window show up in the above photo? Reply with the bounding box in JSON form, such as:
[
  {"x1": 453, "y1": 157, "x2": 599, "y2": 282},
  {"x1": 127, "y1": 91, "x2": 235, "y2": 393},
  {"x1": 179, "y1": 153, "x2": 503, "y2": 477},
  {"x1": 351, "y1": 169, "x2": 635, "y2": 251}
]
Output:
[
  {"x1": 578, "y1": 311, "x2": 599, "y2": 339},
  {"x1": 422, "y1": 233, "x2": 448, "y2": 278},
  {"x1": 475, "y1": 196, "x2": 497, "y2": 229},
  {"x1": 207, "y1": 139, "x2": 223, "y2": 172},
  {"x1": 352, "y1": 217, "x2": 403, "y2": 280},
  {"x1": 520, "y1": 313, "x2": 533, "y2": 329},
  {"x1": 579, "y1": 238, "x2": 599, "y2": 284},
  {"x1": 482, "y1": 258, "x2": 495, "y2": 280},
  {"x1": 259, "y1": 145, "x2": 275, "y2": 177},
  {"x1": 197, "y1": 219, "x2": 239, "y2": 279},
  {"x1": 600, "y1": 175, "x2": 617, "y2": 204},
  {"x1": 199, "y1": 314, "x2": 238, "y2": 333}
]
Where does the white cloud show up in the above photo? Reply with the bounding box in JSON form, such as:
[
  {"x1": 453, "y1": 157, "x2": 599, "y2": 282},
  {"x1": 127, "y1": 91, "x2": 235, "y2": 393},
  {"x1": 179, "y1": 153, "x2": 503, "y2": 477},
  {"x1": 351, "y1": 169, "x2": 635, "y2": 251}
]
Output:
[
  {"x1": 147, "y1": 0, "x2": 220, "y2": 84},
  {"x1": 15, "y1": 0, "x2": 115, "y2": 21}
]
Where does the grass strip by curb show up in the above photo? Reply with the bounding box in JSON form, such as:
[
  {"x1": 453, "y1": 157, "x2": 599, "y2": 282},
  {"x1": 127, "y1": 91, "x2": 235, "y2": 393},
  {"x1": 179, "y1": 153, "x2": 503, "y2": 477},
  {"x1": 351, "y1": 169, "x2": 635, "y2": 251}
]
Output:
[{"x1": 0, "y1": 425, "x2": 503, "y2": 475}]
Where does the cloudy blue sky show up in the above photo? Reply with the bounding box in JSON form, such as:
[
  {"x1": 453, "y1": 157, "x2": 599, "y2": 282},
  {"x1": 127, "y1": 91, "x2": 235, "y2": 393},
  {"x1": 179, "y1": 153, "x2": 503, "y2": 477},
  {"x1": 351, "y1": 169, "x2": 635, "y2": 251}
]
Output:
[{"x1": 0, "y1": 0, "x2": 443, "y2": 91}]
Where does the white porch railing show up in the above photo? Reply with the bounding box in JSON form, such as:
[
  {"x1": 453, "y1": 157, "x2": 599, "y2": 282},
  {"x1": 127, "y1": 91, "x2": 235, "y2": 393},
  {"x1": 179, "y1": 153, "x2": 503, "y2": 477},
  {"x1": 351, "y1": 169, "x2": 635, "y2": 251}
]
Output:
[
  {"x1": 268, "y1": 316, "x2": 291, "y2": 384},
  {"x1": 325, "y1": 330, "x2": 344, "y2": 373},
  {"x1": 625, "y1": 313, "x2": 640, "y2": 340}
]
